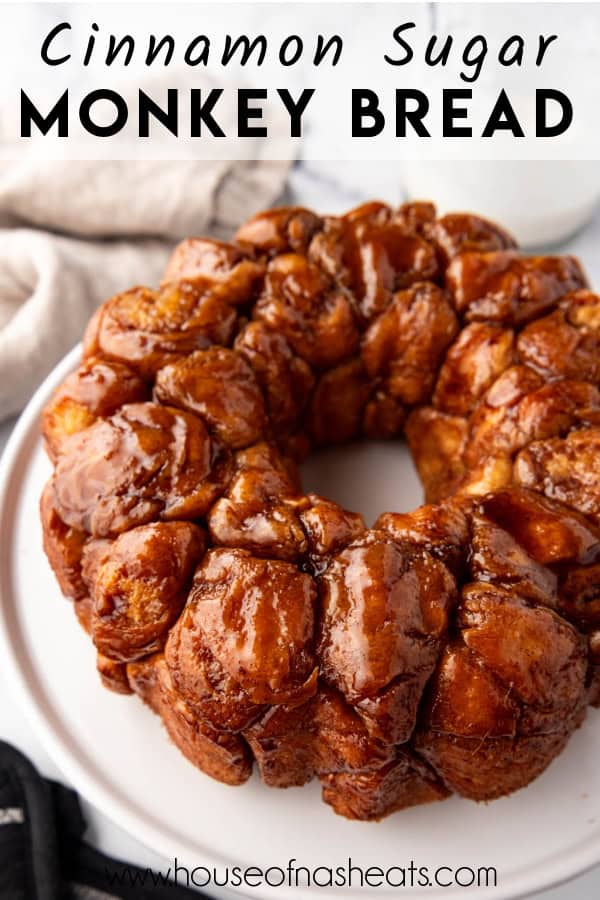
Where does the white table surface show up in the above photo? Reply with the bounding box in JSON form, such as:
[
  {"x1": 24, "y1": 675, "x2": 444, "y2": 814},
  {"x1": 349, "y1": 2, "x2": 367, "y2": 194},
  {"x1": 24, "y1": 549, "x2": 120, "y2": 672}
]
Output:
[{"x1": 2, "y1": 179, "x2": 600, "y2": 899}]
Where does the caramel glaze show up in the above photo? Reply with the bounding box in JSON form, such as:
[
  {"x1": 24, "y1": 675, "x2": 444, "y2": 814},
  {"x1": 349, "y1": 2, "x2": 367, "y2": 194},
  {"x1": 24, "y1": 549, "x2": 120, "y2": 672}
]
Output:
[{"x1": 40, "y1": 200, "x2": 600, "y2": 821}]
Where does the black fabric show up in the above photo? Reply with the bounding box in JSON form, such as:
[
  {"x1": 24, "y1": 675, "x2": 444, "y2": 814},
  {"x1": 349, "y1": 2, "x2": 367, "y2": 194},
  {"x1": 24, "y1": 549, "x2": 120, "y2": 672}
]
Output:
[{"x1": 0, "y1": 741, "x2": 202, "y2": 899}]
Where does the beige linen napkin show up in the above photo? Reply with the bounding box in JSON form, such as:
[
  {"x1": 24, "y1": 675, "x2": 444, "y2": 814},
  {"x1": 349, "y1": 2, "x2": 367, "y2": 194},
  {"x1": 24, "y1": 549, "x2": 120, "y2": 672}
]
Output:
[{"x1": 0, "y1": 159, "x2": 290, "y2": 419}]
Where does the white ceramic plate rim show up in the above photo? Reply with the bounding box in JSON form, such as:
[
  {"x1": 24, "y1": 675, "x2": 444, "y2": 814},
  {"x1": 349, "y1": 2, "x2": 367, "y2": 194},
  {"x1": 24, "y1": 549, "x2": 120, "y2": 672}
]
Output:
[{"x1": 1, "y1": 344, "x2": 599, "y2": 900}]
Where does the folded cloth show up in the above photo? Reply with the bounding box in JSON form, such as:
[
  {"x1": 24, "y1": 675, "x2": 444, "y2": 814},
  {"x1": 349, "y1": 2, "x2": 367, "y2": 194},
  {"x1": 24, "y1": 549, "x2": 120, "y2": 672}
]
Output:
[
  {"x1": 0, "y1": 739, "x2": 202, "y2": 899},
  {"x1": 0, "y1": 159, "x2": 290, "y2": 421}
]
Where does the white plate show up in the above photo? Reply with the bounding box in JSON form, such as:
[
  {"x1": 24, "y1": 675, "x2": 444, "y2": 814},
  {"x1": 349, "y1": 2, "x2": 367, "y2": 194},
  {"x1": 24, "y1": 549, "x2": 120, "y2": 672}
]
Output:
[{"x1": 1, "y1": 345, "x2": 600, "y2": 900}]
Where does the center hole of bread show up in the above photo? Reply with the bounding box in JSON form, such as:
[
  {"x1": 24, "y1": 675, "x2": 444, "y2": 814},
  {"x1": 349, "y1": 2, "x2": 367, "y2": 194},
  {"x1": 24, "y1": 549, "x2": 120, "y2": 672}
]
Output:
[{"x1": 300, "y1": 440, "x2": 423, "y2": 527}]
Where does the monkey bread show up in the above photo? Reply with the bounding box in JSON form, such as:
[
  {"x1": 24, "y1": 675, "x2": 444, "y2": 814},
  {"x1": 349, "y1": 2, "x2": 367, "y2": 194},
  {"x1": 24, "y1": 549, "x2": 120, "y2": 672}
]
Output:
[{"x1": 41, "y1": 200, "x2": 600, "y2": 820}]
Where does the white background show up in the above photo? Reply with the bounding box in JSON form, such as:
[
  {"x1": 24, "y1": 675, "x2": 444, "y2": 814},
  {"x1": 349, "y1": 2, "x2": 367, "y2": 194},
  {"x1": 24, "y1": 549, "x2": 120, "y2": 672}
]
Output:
[{"x1": 2, "y1": 1, "x2": 600, "y2": 159}]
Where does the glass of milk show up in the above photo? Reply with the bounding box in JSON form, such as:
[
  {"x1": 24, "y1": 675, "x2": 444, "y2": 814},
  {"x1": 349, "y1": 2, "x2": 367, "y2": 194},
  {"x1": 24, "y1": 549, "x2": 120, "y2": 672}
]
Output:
[
  {"x1": 403, "y1": 160, "x2": 600, "y2": 248},
  {"x1": 401, "y1": 4, "x2": 600, "y2": 249}
]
